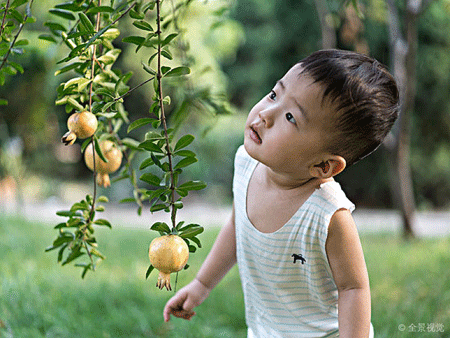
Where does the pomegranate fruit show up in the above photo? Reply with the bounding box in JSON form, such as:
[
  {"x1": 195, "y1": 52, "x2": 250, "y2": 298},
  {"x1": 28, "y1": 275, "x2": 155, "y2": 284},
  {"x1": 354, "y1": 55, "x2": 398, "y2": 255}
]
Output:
[
  {"x1": 149, "y1": 235, "x2": 189, "y2": 291},
  {"x1": 84, "y1": 140, "x2": 123, "y2": 187},
  {"x1": 61, "y1": 111, "x2": 98, "y2": 146}
]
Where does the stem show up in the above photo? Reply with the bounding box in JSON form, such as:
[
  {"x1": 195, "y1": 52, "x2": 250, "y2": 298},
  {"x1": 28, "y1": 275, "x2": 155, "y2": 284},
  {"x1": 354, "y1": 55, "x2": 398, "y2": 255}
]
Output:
[
  {"x1": 0, "y1": 0, "x2": 11, "y2": 37},
  {"x1": 0, "y1": 0, "x2": 34, "y2": 72},
  {"x1": 113, "y1": 76, "x2": 154, "y2": 102},
  {"x1": 156, "y1": 0, "x2": 177, "y2": 230},
  {"x1": 87, "y1": 0, "x2": 102, "y2": 223}
]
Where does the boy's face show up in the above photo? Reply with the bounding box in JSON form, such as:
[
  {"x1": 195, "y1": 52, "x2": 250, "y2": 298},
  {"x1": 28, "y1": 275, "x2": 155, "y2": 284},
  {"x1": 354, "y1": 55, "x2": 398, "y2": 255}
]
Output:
[{"x1": 244, "y1": 63, "x2": 334, "y2": 178}]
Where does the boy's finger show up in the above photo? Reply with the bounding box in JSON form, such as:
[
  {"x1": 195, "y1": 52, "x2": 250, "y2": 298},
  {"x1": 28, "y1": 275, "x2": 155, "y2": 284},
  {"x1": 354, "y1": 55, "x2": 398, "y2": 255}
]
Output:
[{"x1": 172, "y1": 309, "x2": 196, "y2": 320}]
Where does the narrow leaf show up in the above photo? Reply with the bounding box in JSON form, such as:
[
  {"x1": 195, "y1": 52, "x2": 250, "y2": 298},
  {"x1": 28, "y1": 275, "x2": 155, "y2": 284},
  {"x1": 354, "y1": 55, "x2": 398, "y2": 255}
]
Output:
[
  {"x1": 178, "y1": 180, "x2": 207, "y2": 191},
  {"x1": 146, "y1": 265, "x2": 155, "y2": 279},
  {"x1": 128, "y1": 118, "x2": 152, "y2": 133},
  {"x1": 93, "y1": 219, "x2": 112, "y2": 228},
  {"x1": 93, "y1": 138, "x2": 108, "y2": 163},
  {"x1": 174, "y1": 135, "x2": 194, "y2": 151},
  {"x1": 164, "y1": 66, "x2": 190, "y2": 78},
  {"x1": 49, "y1": 9, "x2": 76, "y2": 21},
  {"x1": 79, "y1": 12, "x2": 94, "y2": 32},
  {"x1": 174, "y1": 156, "x2": 197, "y2": 170},
  {"x1": 140, "y1": 173, "x2": 161, "y2": 186},
  {"x1": 133, "y1": 20, "x2": 153, "y2": 31}
]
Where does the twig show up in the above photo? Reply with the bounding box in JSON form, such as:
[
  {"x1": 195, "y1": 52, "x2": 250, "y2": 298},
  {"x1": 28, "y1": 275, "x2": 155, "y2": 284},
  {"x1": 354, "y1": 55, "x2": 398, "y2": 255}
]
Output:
[
  {"x1": 0, "y1": 0, "x2": 34, "y2": 72},
  {"x1": 113, "y1": 76, "x2": 154, "y2": 102},
  {"x1": 87, "y1": 0, "x2": 102, "y2": 224},
  {"x1": 156, "y1": 0, "x2": 177, "y2": 230},
  {"x1": 0, "y1": 0, "x2": 11, "y2": 37}
]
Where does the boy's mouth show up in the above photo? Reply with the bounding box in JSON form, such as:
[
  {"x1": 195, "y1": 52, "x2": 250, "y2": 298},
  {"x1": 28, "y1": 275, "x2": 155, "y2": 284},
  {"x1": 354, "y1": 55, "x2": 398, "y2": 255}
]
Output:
[{"x1": 249, "y1": 125, "x2": 262, "y2": 144}]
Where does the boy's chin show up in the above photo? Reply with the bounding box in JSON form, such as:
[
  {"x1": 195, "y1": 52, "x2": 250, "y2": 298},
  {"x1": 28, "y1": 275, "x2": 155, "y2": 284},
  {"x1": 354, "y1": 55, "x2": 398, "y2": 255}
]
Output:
[{"x1": 243, "y1": 139, "x2": 262, "y2": 162}]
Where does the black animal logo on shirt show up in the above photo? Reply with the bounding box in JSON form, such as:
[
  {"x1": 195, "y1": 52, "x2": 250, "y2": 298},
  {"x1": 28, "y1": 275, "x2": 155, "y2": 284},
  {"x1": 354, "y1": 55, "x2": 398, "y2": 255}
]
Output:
[{"x1": 292, "y1": 253, "x2": 306, "y2": 264}]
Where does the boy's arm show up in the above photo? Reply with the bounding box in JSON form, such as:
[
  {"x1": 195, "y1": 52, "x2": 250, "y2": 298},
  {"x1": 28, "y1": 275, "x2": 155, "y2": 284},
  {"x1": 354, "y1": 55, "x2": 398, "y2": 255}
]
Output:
[
  {"x1": 163, "y1": 203, "x2": 237, "y2": 322},
  {"x1": 326, "y1": 209, "x2": 371, "y2": 338}
]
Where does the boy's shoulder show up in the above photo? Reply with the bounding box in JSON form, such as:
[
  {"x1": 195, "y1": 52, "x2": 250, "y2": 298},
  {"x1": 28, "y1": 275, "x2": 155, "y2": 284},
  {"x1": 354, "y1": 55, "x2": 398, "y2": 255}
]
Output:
[{"x1": 312, "y1": 181, "x2": 355, "y2": 215}]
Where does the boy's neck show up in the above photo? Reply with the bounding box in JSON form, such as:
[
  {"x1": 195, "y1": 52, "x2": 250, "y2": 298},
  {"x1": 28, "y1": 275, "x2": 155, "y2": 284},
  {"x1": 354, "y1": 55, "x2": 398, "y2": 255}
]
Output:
[{"x1": 262, "y1": 164, "x2": 331, "y2": 190}]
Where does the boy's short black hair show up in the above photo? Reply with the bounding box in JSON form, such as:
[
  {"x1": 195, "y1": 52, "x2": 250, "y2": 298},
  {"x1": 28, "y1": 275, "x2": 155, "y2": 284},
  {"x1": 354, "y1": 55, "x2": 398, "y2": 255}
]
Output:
[{"x1": 300, "y1": 49, "x2": 399, "y2": 166}]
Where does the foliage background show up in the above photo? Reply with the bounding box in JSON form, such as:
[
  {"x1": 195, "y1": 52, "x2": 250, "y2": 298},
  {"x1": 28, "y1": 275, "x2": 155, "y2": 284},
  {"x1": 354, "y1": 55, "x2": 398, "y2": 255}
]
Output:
[
  {"x1": 1, "y1": 0, "x2": 450, "y2": 210},
  {"x1": 1, "y1": 0, "x2": 450, "y2": 336}
]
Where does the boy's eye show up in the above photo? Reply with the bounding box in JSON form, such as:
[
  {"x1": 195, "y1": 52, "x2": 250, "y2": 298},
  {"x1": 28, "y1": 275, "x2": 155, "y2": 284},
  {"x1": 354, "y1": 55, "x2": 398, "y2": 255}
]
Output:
[
  {"x1": 286, "y1": 112, "x2": 296, "y2": 124},
  {"x1": 269, "y1": 90, "x2": 276, "y2": 100}
]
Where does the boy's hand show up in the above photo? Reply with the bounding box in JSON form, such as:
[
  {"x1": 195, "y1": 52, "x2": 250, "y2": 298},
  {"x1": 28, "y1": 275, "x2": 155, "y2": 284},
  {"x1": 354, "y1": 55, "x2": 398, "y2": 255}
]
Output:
[{"x1": 163, "y1": 278, "x2": 211, "y2": 322}]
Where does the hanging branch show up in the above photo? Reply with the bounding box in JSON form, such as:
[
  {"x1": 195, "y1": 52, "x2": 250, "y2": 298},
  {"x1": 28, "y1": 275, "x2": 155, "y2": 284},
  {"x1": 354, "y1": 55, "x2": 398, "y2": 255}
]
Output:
[
  {"x1": 156, "y1": 0, "x2": 177, "y2": 230},
  {"x1": 0, "y1": 0, "x2": 34, "y2": 72}
]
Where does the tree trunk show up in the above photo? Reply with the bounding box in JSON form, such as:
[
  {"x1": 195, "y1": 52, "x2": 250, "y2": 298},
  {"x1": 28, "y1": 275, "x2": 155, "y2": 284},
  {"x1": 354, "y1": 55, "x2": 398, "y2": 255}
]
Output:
[
  {"x1": 385, "y1": 0, "x2": 424, "y2": 238},
  {"x1": 313, "y1": 0, "x2": 336, "y2": 49}
]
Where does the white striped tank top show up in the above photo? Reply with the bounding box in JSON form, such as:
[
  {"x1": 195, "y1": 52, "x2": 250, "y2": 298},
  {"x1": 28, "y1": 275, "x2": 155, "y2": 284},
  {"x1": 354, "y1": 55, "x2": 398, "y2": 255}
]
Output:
[{"x1": 233, "y1": 145, "x2": 358, "y2": 337}]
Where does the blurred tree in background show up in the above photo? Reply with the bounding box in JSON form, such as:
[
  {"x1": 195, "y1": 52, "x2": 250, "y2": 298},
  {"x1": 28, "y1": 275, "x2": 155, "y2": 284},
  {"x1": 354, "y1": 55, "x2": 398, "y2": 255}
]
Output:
[{"x1": 1, "y1": 0, "x2": 450, "y2": 213}]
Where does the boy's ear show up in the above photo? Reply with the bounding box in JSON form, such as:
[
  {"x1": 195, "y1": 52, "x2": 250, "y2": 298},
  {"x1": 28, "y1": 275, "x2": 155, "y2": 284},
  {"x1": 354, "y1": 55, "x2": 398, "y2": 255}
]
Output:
[{"x1": 310, "y1": 156, "x2": 346, "y2": 179}]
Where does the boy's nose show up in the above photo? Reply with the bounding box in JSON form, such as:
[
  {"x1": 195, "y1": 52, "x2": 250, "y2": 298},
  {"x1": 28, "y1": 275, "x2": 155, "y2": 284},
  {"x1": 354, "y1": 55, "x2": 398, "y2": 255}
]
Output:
[{"x1": 258, "y1": 109, "x2": 274, "y2": 128}]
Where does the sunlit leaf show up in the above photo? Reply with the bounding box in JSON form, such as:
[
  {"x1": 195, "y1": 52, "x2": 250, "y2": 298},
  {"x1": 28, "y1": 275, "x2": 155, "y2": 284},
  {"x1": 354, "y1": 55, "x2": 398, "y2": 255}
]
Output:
[{"x1": 164, "y1": 66, "x2": 190, "y2": 78}]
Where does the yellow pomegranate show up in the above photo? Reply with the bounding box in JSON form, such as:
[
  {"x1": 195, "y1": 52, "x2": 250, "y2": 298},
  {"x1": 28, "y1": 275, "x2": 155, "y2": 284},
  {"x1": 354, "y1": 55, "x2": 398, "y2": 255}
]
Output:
[
  {"x1": 61, "y1": 111, "x2": 98, "y2": 146},
  {"x1": 84, "y1": 140, "x2": 122, "y2": 188},
  {"x1": 149, "y1": 235, "x2": 189, "y2": 291}
]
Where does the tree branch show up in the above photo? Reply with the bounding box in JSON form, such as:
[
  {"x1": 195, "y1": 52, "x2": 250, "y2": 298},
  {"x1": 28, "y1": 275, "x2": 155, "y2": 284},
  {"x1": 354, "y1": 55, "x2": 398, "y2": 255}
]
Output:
[{"x1": 156, "y1": 0, "x2": 177, "y2": 230}]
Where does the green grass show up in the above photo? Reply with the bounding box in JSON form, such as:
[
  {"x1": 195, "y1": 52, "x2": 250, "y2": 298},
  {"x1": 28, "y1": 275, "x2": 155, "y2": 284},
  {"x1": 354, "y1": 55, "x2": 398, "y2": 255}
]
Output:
[{"x1": 1, "y1": 214, "x2": 449, "y2": 337}]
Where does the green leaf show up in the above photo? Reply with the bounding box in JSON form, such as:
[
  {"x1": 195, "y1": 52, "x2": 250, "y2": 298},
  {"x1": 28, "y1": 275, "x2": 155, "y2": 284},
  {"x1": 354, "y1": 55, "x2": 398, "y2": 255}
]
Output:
[
  {"x1": 133, "y1": 20, "x2": 153, "y2": 31},
  {"x1": 129, "y1": 9, "x2": 145, "y2": 19},
  {"x1": 57, "y1": 244, "x2": 68, "y2": 262},
  {"x1": 162, "y1": 33, "x2": 178, "y2": 46},
  {"x1": 174, "y1": 149, "x2": 196, "y2": 158},
  {"x1": 97, "y1": 196, "x2": 109, "y2": 203},
  {"x1": 161, "y1": 66, "x2": 171, "y2": 74},
  {"x1": 139, "y1": 157, "x2": 154, "y2": 170},
  {"x1": 164, "y1": 66, "x2": 190, "y2": 78},
  {"x1": 64, "y1": 77, "x2": 91, "y2": 92},
  {"x1": 52, "y1": 234, "x2": 75, "y2": 248},
  {"x1": 14, "y1": 39, "x2": 29, "y2": 47},
  {"x1": 127, "y1": 118, "x2": 152, "y2": 133},
  {"x1": 161, "y1": 50, "x2": 173, "y2": 60},
  {"x1": 81, "y1": 138, "x2": 91, "y2": 152},
  {"x1": 79, "y1": 12, "x2": 94, "y2": 32},
  {"x1": 140, "y1": 173, "x2": 161, "y2": 186},
  {"x1": 174, "y1": 156, "x2": 197, "y2": 170},
  {"x1": 55, "y1": 1, "x2": 86, "y2": 11},
  {"x1": 11, "y1": 0, "x2": 28, "y2": 9},
  {"x1": 139, "y1": 140, "x2": 164, "y2": 153},
  {"x1": 120, "y1": 197, "x2": 136, "y2": 203},
  {"x1": 44, "y1": 21, "x2": 67, "y2": 33},
  {"x1": 150, "y1": 222, "x2": 171, "y2": 234},
  {"x1": 56, "y1": 210, "x2": 81, "y2": 217},
  {"x1": 55, "y1": 62, "x2": 84, "y2": 76},
  {"x1": 93, "y1": 219, "x2": 112, "y2": 228},
  {"x1": 122, "y1": 36, "x2": 145, "y2": 46},
  {"x1": 121, "y1": 137, "x2": 141, "y2": 150},
  {"x1": 178, "y1": 180, "x2": 207, "y2": 191},
  {"x1": 0, "y1": 99, "x2": 8, "y2": 106},
  {"x1": 93, "y1": 137, "x2": 108, "y2": 163},
  {"x1": 49, "y1": 9, "x2": 76, "y2": 21},
  {"x1": 86, "y1": 6, "x2": 114, "y2": 14},
  {"x1": 179, "y1": 225, "x2": 204, "y2": 239},
  {"x1": 150, "y1": 203, "x2": 168, "y2": 213},
  {"x1": 38, "y1": 34, "x2": 57, "y2": 43},
  {"x1": 174, "y1": 135, "x2": 194, "y2": 151},
  {"x1": 84, "y1": 25, "x2": 110, "y2": 50},
  {"x1": 62, "y1": 246, "x2": 85, "y2": 266},
  {"x1": 145, "y1": 265, "x2": 155, "y2": 279}
]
